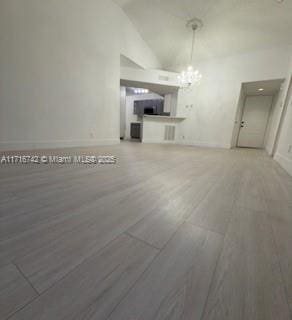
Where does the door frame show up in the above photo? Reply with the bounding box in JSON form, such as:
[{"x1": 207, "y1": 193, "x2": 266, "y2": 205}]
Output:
[
  {"x1": 236, "y1": 94, "x2": 273, "y2": 149},
  {"x1": 271, "y1": 75, "x2": 292, "y2": 156}
]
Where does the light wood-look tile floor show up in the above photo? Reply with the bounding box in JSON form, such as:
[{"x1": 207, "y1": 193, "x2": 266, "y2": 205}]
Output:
[{"x1": 1, "y1": 142, "x2": 292, "y2": 320}]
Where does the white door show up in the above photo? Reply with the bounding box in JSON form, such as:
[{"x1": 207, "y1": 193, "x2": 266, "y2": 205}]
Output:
[{"x1": 237, "y1": 96, "x2": 273, "y2": 148}]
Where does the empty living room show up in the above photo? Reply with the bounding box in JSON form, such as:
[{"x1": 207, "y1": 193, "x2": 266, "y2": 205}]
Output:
[{"x1": 1, "y1": 1, "x2": 292, "y2": 319}]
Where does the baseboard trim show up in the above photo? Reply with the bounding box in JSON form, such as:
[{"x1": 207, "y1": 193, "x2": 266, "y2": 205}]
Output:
[
  {"x1": 141, "y1": 139, "x2": 231, "y2": 148},
  {"x1": 274, "y1": 152, "x2": 292, "y2": 176},
  {"x1": 142, "y1": 139, "x2": 177, "y2": 144},
  {"x1": 178, "y1": 140, "x2": 231, "y2": 149},
  {"x1": 0, "y1": 139, "x2": 120, "y2": 151},
  {"x1": 265, "y1": 147, "x2": 273, "y2": 156}
]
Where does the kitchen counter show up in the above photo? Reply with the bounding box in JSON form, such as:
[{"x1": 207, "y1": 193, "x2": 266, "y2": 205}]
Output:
[{"x1": 142, "y1": 115, "x2": 186, "y2": 144}]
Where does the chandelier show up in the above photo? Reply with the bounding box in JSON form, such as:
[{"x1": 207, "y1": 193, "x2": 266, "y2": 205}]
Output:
[{"x1": 178, "y1": 18, "x2": 203, "y2": 88}]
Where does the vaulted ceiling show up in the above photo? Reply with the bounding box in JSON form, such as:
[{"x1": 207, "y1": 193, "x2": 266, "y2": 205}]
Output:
[{"x1": 114, "y1": 0, "x2": 292, "y2": 71}]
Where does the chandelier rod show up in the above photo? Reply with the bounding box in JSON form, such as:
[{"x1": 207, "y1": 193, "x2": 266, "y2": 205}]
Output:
[{"x1": 190, "y1": 25, "x2": 198, "y2": 66}]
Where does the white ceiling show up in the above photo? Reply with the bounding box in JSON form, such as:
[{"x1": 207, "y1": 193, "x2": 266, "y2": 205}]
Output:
[
  {"x1": 243, "y1": 78, "x2": 284, "y2": 95},
  {"x1": 120, "y1": 55, "x2": 143, "y2": 69},
  {"x1": 114, "y1": 0, "x2": 292, "y2": 71}
]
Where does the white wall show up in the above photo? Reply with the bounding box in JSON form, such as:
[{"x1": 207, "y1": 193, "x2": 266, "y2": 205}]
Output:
[
  {"x1": 231, "y1": 86, "x2": 245, "y2": 148},
  {"x1": 125, "y1": 93, "x2": 163, "y2": 139},
  {"x1": 264, "y1": 93, "x2": 281, "y2": 155},
  {"x1": 121, "y1": 67, "x2": 179, "y2": 87},
  {"x1": 120, "y1": 87, "x2": 126, "y2": 139},
  {"x1": 274, "y1": 56, "x2": 292, "y2": 175},
  {"x1": 163, "y1": 92, "x2": 178, "y2": 116},
  {"x1": 164, "y1": 94, "x2": 172, "y2": 113},
  {"x1": 176, "y1": 47, "x2": 292, "y2": 149},
  {"x1": 0, "y1": 0, "x2": 160, "y2": 150}
]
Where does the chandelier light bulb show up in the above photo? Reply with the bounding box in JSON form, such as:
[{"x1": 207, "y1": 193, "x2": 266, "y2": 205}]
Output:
[
  {"x1": 178, "y1": 19, "x2": 203, "y2": 89},
  {"x1": 178, "y1": 67, "x2": 202, "y2": 88}
]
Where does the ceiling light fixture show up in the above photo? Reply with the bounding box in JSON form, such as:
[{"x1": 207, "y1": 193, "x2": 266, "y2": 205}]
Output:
[
  {"x1": 258, "y1": 88, "x2": 264, "y2": 91},
  {"x1": 178, "y1": 18, "x2": 203, "y2": 89},
  {"x1": 134, "y1": 88, "x2": 149, "y2": 95}
]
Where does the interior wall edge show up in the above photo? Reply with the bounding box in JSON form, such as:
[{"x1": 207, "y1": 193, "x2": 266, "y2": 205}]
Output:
[
  {"x1": 274, "y1": 152, "x2": 292, "y2": 177},
  {"x1": 0, "y1": 139, "x2": 120, "y2": 152}
]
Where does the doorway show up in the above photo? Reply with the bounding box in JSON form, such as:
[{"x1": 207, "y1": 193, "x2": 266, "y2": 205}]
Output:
[
  {"x1": 120, "y1": 85, "x2": 164, "y2": 142},
  {"x1": 233, "y1": 79, "x2": 285, "y2": 150},
  {"x1": 237, "y1": 95, "x2": 273, "y2": 148}
]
